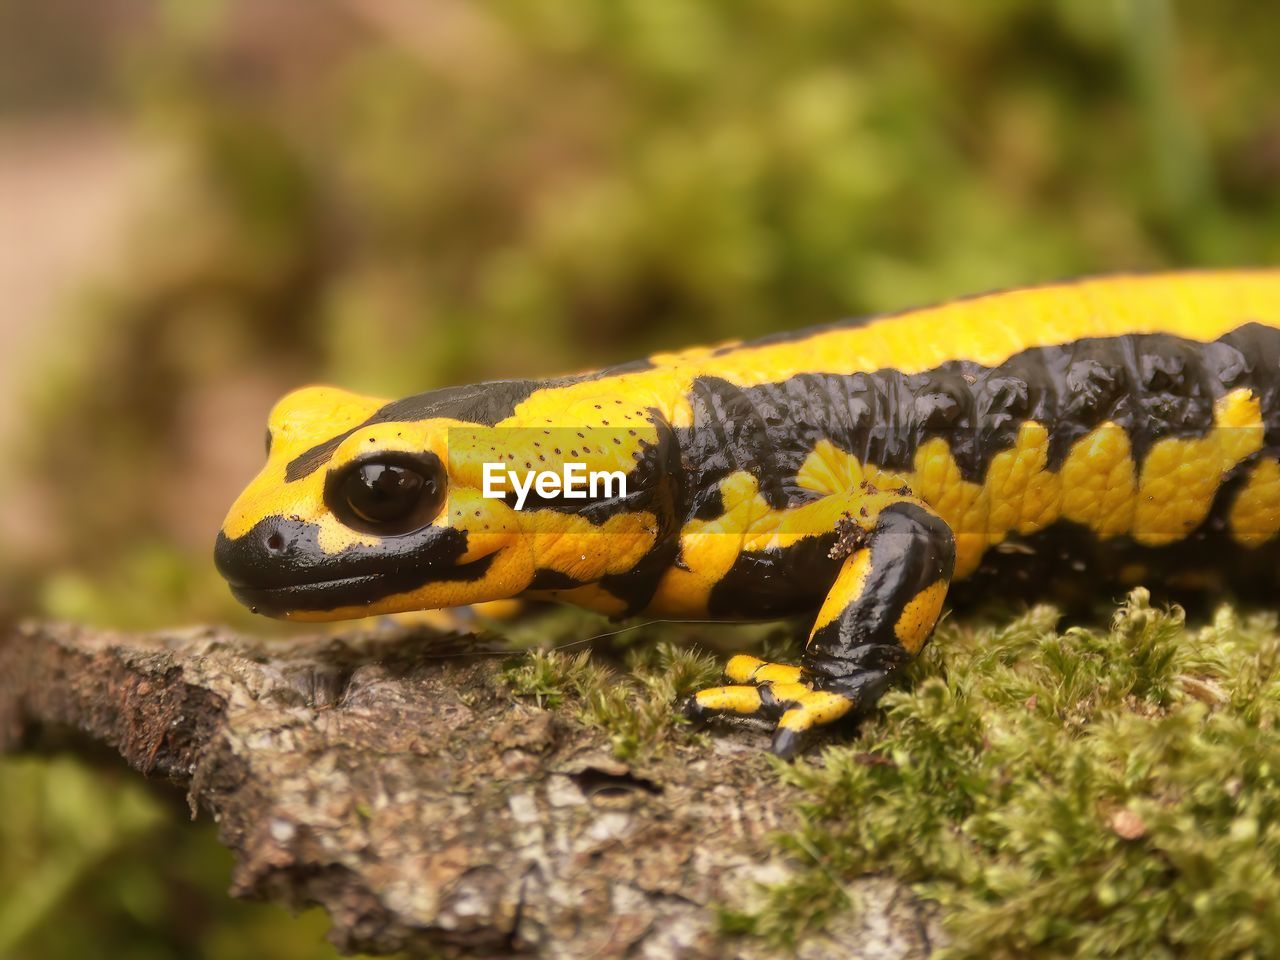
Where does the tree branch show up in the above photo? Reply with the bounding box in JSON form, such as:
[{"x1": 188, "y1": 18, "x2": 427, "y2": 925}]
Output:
[{"x1": 0, "y1": 621, "x2": 936, "y2": 958}]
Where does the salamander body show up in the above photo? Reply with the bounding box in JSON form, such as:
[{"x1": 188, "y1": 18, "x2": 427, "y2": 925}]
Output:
[{"x1": 215, "y1": 270, "x2": 1280, "y2": 755}]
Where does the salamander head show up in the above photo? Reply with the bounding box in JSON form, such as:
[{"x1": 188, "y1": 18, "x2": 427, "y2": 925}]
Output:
[{"x1": 214, "y1": 385, "x2": 537, "y2": 620}]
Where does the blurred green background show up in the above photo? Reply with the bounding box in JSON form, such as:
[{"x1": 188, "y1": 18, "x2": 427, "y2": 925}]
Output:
[{"x1": 0, "y1": 0, "x2": 1277, "y2": 956}]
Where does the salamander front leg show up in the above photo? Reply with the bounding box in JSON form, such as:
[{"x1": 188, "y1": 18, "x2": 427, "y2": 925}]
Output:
[
  {"x1": 784, "y1": 498, "x2": 954, "y2": 755},
  {"x1": 685, "y1": 495, "x2": 956, "y2": 758}
]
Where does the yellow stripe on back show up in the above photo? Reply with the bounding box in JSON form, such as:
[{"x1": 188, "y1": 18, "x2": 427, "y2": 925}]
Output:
[
  {"x1": 700, "y1": 270, "x2": 1280, "y2": 382},
  {"x1": 505, "y1": 271, "x2": 1280, "y2": 430}
]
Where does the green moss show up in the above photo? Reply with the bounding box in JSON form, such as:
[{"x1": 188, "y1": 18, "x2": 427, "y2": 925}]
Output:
[
  {"x1": 727, "y1": 590, "x2": 1280, "y2": 957},
  {"x1": 500, "y1": 648, "x2": 612, "y2": 710},
  {"x1": 502, "y1": 641, "x2": 720, "y2": 760}
]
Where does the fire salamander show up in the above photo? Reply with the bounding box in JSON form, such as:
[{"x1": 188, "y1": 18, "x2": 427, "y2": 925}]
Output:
[{"x1": 216, "y1": 270, "x2": 1280, "y2": 757}]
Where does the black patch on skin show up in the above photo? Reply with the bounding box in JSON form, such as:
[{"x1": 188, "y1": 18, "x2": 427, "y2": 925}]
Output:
[
  {"x1": 598, "y1": 537, "x2": 682, "y2": 617},
  {"x1": 214, "y1": 518, "x2": 491, "y2": 614},
  {"x1": 681, "y1": 377, "x2": 793, "y2": 510},
  {"x1": 687, "y1": 485, "x2": 724, "y2": 522},
  {"x1": 374, "y1": 380, "x2": 545, "y2": 424},
  {"x1": 1044, "y1": 340, "x2": 1127, "y2": 466},
  {"x1": 529, "y1": 569, "x2": 583, "y2": 591},
  {"x1": 706, "y1": 532, "x2": 843, "y2": 620},
  {"x1": 757, "y1": 683, "x2": 797, "y2": 712},
  {"x1": 286, "y1": 439, "x2": 342, "y2": 483}
]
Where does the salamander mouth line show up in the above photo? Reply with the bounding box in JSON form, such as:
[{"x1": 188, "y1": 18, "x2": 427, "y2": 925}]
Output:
[
  {"x1": 224, "y1": 550, "x2": 499, "y2": 596},
  {"x1": 226, "y1": 572, "x2": 390, "y2": 596}
]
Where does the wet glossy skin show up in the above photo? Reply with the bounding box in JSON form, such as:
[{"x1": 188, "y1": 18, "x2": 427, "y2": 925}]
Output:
[{"x1": 216, "y1": 270, "x2": 1280, "y2": 755}]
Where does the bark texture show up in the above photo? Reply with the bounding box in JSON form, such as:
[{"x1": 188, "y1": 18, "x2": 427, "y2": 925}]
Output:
[{"x1": 0, "y1": 621, "x2": 938, "y2": 958}]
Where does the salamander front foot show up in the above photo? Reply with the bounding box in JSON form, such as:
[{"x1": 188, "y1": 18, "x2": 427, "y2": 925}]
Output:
[{"x1": 683, "y1": 655, "x2": 855, "y2": 759}]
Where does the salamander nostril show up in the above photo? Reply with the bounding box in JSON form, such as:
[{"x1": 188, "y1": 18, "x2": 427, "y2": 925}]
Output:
[{"x1": 265, "y1": 532, "x2": 285, "y2": 554}]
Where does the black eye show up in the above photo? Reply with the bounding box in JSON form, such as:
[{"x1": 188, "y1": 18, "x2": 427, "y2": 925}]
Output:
[{"x1": 331, "y1": 455, "x2": 445, "y2": 532}]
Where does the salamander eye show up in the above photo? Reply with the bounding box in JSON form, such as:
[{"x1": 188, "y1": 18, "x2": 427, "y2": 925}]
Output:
[{"x1": 328, "y1": 454, "x2": 446, "y2": 533}]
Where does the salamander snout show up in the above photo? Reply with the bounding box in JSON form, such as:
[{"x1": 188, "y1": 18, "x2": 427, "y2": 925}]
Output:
[{"x1": 213, "y1": 518, "x2": 307, "y2": 591}]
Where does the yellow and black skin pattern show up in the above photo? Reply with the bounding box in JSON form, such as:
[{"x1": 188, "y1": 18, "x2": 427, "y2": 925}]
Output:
[{"x1": 216, "y1": 270, "x2": 1280, "y2": 757}]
